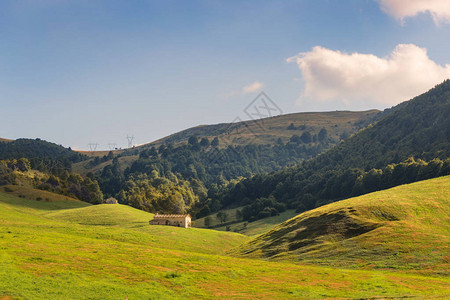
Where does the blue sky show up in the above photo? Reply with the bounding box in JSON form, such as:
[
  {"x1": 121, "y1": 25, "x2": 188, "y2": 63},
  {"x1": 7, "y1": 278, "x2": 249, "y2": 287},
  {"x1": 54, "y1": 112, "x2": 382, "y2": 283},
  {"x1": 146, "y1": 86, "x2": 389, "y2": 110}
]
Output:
[{"x1": 1, "y1": 0, "x2": 450, "y2": 150}]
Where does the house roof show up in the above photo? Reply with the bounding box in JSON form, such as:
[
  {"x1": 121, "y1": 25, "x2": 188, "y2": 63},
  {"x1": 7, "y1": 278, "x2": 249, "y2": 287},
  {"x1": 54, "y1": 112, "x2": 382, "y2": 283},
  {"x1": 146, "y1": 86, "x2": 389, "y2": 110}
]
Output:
[{"x1": 153, "y1": 214, "x2": 191, "y2": 218}]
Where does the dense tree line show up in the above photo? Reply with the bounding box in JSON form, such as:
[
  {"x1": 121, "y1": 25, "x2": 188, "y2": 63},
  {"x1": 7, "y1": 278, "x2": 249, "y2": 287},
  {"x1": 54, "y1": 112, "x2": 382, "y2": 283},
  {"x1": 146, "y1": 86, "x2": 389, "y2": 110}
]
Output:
[
  {"x1": 115, "y1": 171, "x2": 199, "y2": 213},
  {"x1": 220, "y1": 157, "x2": 450, "y2": 221},
  {"x1": 0, "y1": 138, "x2": 86, "y2": 175},
  {"x1": 0, "y1": 158, "x2": 103, "y2": 204},
  {"x1": 126, "y1": 134, "x2": 331, "y2": 187}
]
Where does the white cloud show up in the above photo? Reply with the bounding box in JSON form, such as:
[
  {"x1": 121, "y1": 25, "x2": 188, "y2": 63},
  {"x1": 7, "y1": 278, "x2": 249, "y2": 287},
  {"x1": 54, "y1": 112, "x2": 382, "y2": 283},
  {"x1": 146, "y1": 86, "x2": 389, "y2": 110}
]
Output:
[
  {"x1": 378, "y1": 0, "x2": 450, "y2": 25},
  {"x1": 287, "y1": 44, "x2": 450, "y2": 107},
  {"x1": 220, "y1": 81, "x2": 265, "y2": 99},
  {"x1": 242, "y1": 81, "x2": 264, "y2": 94}
]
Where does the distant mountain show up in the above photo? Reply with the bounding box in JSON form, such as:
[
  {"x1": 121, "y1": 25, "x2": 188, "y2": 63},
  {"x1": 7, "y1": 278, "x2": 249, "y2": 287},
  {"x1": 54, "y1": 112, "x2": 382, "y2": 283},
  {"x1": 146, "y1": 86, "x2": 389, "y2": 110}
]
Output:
[
  {"x1": 138, "y1": 110, "x2": 381, "y2": 149},
  {"x1": 216, "y1": 80, "x2": 450, "y2": 218},
  {"x1": 75, "y1": 110, "x2": 380, "y2": 183}
]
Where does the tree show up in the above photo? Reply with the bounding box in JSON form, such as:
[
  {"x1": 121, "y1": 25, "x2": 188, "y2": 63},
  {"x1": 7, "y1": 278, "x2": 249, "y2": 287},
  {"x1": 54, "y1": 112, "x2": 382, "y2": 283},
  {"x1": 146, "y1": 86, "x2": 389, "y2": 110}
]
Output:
[
  {"x1": 290, "y1": 135, "x2": 301, "y2": 144},
  {"x1": 188, "y1": 136, "x2": 199, "y2": 146},
  {"x1": 318, "y1": 128, "x2": 328, "y2": 142},
  {"x1": 211, "y1": 137, "x2": 219, "y2": 147},
  {"x1": 16, "y1": 158, "x2": 31, "y2": 172},
  {"x1": 107, "y1": 151, "x2": 114, "y2": 159},
  {"x1": 200, "y1": 137, "x2": 210, "y2": 148},
  {"x1": 204, "y1": 216, "x2": 211, "y2": 227},
  {"x1": 300, "y1": 132, "x2": 312, "y2": 143},
  {"x1": 236, "y1": 209, "x2": 243, "y2": 221},
  {"x1": 188, "y1": 136, "x2": 200, "y2": 151},
  {"x1": 216, "y1": 211, "x2": 228, "y2": 224}
]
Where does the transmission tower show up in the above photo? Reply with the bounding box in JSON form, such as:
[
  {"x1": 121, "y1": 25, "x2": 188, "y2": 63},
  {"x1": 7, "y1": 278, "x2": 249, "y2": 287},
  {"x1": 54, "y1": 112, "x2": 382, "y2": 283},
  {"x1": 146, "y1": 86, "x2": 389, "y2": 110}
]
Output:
[
  {"x1": 108, "y1": 143, "x2": 117, "y2": 151},
  {"x1": 126, "y1": 135, "x2": 134, "y2": 148},
  {"x1": 88, "y1": 143, "x2": 99, "y2": 153}
]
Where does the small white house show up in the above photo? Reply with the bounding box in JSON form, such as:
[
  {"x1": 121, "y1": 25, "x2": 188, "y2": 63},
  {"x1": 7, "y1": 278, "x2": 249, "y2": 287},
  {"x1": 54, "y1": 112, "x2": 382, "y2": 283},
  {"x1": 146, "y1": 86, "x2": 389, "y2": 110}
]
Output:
[{"x1": 149, "y1": 214, "x2": 191, "y2": 228}]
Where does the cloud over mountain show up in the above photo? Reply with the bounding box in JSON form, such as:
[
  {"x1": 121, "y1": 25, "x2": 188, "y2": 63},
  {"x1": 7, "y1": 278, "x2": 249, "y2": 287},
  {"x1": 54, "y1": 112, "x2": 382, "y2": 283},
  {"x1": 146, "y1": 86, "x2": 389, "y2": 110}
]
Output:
[
  {"x1": 287, "y1": 44, "x2": 450, "y2": 107},
  {"x1": 378, "y1": 0, "x2": 450, "y2": 25},
  {"x1": 242, "y1": 81, "x2": 264, "y2": 94},
  {"x1": 220, "y1": 81, "x2": 265, "y2": 99}
]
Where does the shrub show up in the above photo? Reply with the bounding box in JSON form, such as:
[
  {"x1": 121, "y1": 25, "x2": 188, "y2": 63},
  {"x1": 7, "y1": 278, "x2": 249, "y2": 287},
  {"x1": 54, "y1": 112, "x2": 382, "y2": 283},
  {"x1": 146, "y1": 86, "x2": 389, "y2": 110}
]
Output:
[
  {"x1": 164, "y1": 272, "x2": 181, "y2": 279},
  {"x1": 3, "y1": 186, "x2": 13, "y2": 192}
]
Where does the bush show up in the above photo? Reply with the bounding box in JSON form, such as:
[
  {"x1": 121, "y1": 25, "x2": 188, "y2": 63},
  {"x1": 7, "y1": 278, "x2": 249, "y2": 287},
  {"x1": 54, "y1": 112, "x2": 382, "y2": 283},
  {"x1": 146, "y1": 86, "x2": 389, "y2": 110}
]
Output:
[
  {"x1": 164, "y1": 272, "x2": 181, "y2": 278},
  {"x1": 3, "y1": 186, "x2": 13, "y2": 192}
]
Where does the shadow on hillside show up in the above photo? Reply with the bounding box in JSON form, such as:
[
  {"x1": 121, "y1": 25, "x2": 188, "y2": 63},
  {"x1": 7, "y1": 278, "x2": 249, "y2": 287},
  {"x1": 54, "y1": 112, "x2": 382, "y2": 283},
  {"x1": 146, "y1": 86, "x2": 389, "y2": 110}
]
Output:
[{"x1": 248, "y1": 208, "x2": 384, "y2": 258}]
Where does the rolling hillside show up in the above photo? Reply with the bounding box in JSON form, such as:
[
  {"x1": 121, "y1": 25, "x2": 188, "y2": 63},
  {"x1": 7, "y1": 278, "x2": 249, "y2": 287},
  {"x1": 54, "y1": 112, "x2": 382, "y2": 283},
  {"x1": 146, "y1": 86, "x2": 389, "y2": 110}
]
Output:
[
  {"x1": 235, "y1": 176, "x2": 450, "y2": 276},
  {"x1": 1, "y1": 188, "x2": 449, "y2": 299},
  {"x1": 47, "y1": 204, "x2": 153, "y2": 227},
  {"x1": 139, "y1": 110, "x2": 381, "y2": 148},
  {"x1": 217, "y1": 80, "x2": 450, "y2": 217}
]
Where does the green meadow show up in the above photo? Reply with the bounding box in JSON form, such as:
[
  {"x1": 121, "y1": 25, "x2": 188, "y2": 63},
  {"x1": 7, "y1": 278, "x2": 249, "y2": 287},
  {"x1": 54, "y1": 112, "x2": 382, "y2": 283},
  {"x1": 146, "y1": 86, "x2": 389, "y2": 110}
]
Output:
[
  {"x1": 195, "y1": 207, "x2": 299, "y2": 236},
  {"x1": 1, "y1": 179, "x2": 449, "y2": 299},
  {"x1": 236, "y1": 176, "x2": 450, "y2": 276}
]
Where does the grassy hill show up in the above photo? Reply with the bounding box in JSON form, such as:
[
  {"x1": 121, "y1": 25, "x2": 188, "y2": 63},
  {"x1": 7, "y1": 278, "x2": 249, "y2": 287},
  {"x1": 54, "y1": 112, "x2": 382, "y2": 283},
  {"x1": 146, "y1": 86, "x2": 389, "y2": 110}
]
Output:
[
  {"x1": 1, "y1": 187, "x2": 448, "y2": 298},
  {"x1": 47, "y1": 204, "x2": 154, "y2": 227},
  {"x1": 1, "y1": 184, "x2": 90, "y2": 210},
  {"x1": 235, "y1": 176, "x2": 450, "y2": 276},
  {"x1": 140, "y1": 110, "x2": 380, "y2": 148}
]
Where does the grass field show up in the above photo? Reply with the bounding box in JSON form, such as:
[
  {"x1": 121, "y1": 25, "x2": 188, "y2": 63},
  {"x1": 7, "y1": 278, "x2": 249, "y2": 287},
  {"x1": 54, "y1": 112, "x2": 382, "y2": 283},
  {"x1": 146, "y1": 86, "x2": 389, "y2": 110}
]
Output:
[
  {"x1": 195, "y1": 208, "x2": 299, "y2": 236},
  {"x1": 236, "y1": 176, "x2": 450, "y2": 277},
  {"x1": 0, "y1": 182, "x2": 449, "y2": 299}
]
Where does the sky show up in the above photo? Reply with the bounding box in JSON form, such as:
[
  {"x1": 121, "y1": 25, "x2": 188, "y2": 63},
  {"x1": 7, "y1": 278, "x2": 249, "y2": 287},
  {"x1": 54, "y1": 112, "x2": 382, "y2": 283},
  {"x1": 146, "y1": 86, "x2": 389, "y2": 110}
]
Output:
[{"x1": 1, "y1": 0, "x2": 450, "y2": 150}]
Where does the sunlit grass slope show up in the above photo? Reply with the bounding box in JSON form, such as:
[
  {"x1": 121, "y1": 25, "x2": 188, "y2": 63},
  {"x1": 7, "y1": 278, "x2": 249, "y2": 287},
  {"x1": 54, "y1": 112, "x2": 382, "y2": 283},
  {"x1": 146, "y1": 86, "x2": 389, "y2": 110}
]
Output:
[
  {"x1": 0, "y1": 188, "x2": 449, "y2": 299},
  {"x1": 1, "y1": 184, "x2": 89, "y2": 210},
  {"x1": 235, "y1": 176, "x2": 450, "y2": 275},
  {"x1": 47, "y1": 204, "x2": 153, "y2": 227},
  {"x1": 1, "y1": 186, "x2": 449, "y2": 299},
  {"x1": 195, "y1": 208, "x2": 299, "y2": 236},
  {"x1": 0, "y1": 193, "x2": 449, "y2": 299}
]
